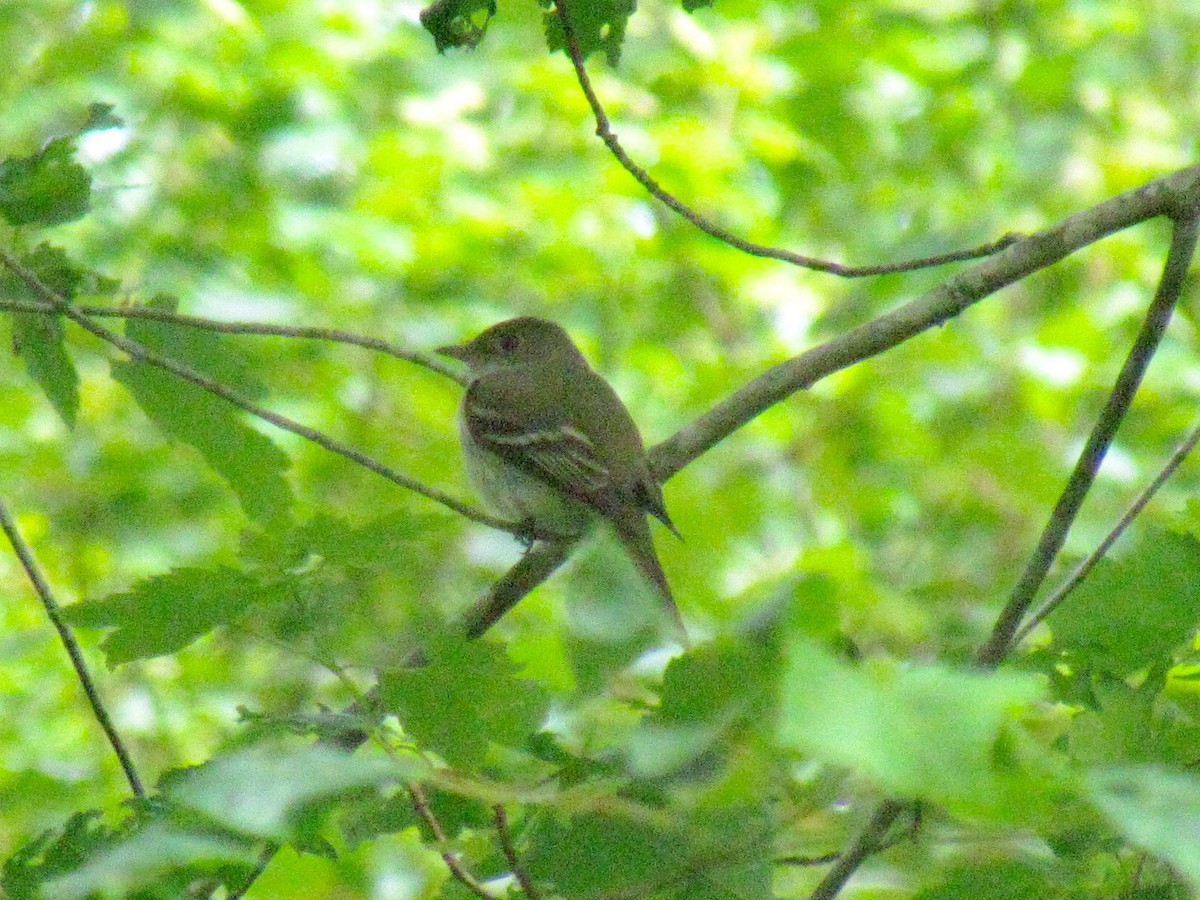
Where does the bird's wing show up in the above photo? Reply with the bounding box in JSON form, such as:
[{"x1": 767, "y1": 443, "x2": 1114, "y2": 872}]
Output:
[{"x1": 463, "y1": 384, "x2": 614, "y2": 506}]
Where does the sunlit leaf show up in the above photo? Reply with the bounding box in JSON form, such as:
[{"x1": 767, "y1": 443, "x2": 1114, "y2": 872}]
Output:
[
  {"x1": 168, "y1": 743, "x2": 417, "y2": 839},
  {"x1": 778, "y1": 636, "x2": 1043, "y2": 812},
  {"x1": 1086, "y1": 764, "x2": 1200, "y2": 893}
]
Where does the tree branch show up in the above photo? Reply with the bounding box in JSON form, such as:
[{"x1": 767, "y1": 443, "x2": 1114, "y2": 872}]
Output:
[
  {"x1": 409, "y1": 783, "x2": 497, "y2": 899},
  {"x1": 1013, "y1": 397, "x2": 1200, "y2": 645},
  {"x1": 976, "y1": 206, "x2": 1200, "y2": 666},
  {"x1": 493, "y1": 804, "x2": 540, "y2": 899},
  {"x1": 452, "y1": 164, "x2": 1200, "y2": 651},
  {"x1": 653, "y1": 164, "x2": 1200, "y2": 478},
  {"x1": 0, "y1": 298, "x2": 466, "y2": 384},
  {"x1": 0, "y1": 249, "x2": 508, "y2": 531},
  {"x1": 554, "y1": 0, "x2": 1022, "y2": 277},
  {"x1": 0, "y1": 497, "x2": 145, "y2": 799},
  {"x1": 807, "y1": 799, "x2": 909, "y2": 900}
]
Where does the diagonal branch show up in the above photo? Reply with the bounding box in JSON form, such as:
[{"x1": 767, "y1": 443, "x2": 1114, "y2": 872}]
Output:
[
  {"x1": 0, "y1": 249, "x2": 507, "y2": 532},
  {"x1": 1013, "y1": 412, "x2": 1200, "y2": 645},
  {"x1": 409, "y1": 783, "x2": 497, "y2": 899},
  {"x1": 976, "y1": 207, "x2": 1200, "y2": 666},
  {"x1": 0, "y1": 498, "x2": 145, "y2": 799},
  {"x1": 554, "y1": 0, "x2": 1021, "y2": 277},
  {"x1": 653, "y1": 165, "x2": 1200, "y2": 477},
  {"x1": 493, "y1": 804, "x2": 540, "y2": 899}
]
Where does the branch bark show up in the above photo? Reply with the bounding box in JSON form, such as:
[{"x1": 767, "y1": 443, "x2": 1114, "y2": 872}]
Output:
[{"x1": 0, "y1": 498, "x2": 145, "y2": 799}]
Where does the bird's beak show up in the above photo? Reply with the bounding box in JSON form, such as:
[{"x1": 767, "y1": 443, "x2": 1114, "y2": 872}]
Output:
[{"x1": 436, "y1": 342, "x2": 469, "y2": 361}]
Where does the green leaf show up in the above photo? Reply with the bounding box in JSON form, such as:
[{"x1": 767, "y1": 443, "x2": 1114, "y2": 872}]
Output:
[
  {"x1": 380, "y1": 632, "x2": 549, "y2": 769},
  {"x1": 658, "y1": 634, "x2": 779, "y2": 726},
  {"x1": 1086, "y1": 764, "x2": 1200, "y2": 893},
  {"x1": 168, "y1": 743, "x2": 414, "y2": 839},
  {"x1": 287, "y1": 511, "x2": 431, "y2": 570},
  {"x1": 0, "y1": 137, "x2": 91, "y2": 227},
  {"x1": 3, "y1": 245, "x2": 84, "y2": 427},
  {"x1": 1049, "y1": 530, "x2": 1200, "y2": 674},
  {"x1": 778, "y1": 636, "x2": 1043, "y2": 812},
  {"x1": 81, "y1": 102, "x2": 123, "y2": 133},
  {"x1": 623, "y1": 634, "x2": 780, "y2": 778},
  {"x1": 2, "y1": 811, "x2": 109, "y2": 900},
  {"x1": 41, "y1": 822, "x2": 255, "y2": 900},
  {"x1": 524, "y1": 813, "x2": 687, "y2": 898},
  {"x1": 61, "y1": 567, "x2": 281, "y2": 663},
  {"x1": 419, "y1": 0, "x2": 496, "y2": 52},
  {"x1": 124, "y1": 302, "x2": 271, "y2": 399},
  {"x1": 914, "y1": 860, "x2": 1052, "y2": 900},
  {"x1": 111, "y1": 352, "x2": 292, "y2": 522},
  {"x1": 543, "y1": 0, "x2": 635, "y2": 65}
]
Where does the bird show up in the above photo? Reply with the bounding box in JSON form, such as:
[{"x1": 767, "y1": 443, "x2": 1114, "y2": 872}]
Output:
[{"x1": 437, "y1": 316, "x2": 687, "y2": 642}]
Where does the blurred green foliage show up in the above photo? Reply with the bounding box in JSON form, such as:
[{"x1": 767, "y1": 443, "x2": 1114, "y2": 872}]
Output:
[{"x1": 3, "y1": 0, "x2": 1200, "y2": 897}]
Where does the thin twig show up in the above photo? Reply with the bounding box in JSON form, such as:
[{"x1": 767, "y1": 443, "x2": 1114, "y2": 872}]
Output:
[
  {"x1": 0, "y1": 498, "x2": 145, "y2": 798},
  {"x1": 976, "y1": 210, "x2": 1200, "y2": 666},
  {"x1": 0, "y1": 298, "x2": 465, "y2": 383},
  {"x1": 777, "y1": 823, "x2": 914, "y2": 870},
  {"x1": 409, "y1": 783, "x2": 496, "y2": 899},
  {"x1": 226, "y1": 844, "x2": 279, "y2": 900},
  {"x1": 0, "y1": 250, "x2": 510, "y2": 532},
  {"x1": 553, "y1": 0, "x2": 1021, "y2": 278},
  {"x1": 776, "y1": 851, "x2": 843, "y2": 867},
  {"x1": 493, "y1": 804, "x2": 540, "y2": 899},
  {"x1": 1014, "y1": 412, "x2": 1200, "y2": 645},
  {"x1": 807, "y1": 799, "x2": 909, "y2": 900}
]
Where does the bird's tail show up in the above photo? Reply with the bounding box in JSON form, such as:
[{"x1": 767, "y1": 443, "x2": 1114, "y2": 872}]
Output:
[{"x1": 612, "y1": 512, "x2": 690, "y2": 648}]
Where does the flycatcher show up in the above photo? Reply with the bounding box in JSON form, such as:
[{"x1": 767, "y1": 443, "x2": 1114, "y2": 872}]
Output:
[{"x1": 438, "y1": 317, "x2": 686, "y2": 640}]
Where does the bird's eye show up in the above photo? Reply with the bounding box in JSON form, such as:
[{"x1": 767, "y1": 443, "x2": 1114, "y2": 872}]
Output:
[{"x1": 499, "y1": 333, "x2": 520, "y2": 354}]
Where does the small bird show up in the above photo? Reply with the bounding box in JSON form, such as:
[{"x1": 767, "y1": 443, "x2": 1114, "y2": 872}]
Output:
[{"x1": 438, "y1": 317, "x2": 686, "y2": 641}]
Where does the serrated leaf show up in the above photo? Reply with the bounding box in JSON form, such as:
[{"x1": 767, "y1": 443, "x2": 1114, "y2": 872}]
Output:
[
  {"x1": 419, "y1": 0, "x2": 496, "y2": 52},
  {"x1": 658, "y1": 634, "x2": 779, "y2": 725},
  {"x1": 544, "y1": 0, "x2": 635, "y2": 65},
  {"x1": 0, "y1": 137, "x2": 91, "y2": 226},
  {"x1": 169, "y1": 743, "x2": 415, "y2": 839},
  {"x1": 380, "y1": 632, "x2": 549, "y2": 768},
  {"x1": 1086, "y1": 764, "x2": 1200, "y2": 893},
  {"x1": 778, "y1": 636, "x2": 1042, "y2": 811},
  {"x1": 2, "y1": 811, "x2": 109, "y2": 900},
  {"x1": 624, "y1": 636, "x2": 779, "y2": 777},
  {"x1": 1049, "y1": 530, "x2": 1200, "y2": 674},
  {"x1": 341, "y1": 792, "x2": 421, "y2": 849},
  {"x1": 111, "y1": 358, "x2": 292, "y2": 522},
  {"x1": 61, "y1": 567, "x2": 280, "y2": 663},
  {"x1": 4, "y1": 244, "x2": 85, "y2": 427}
]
